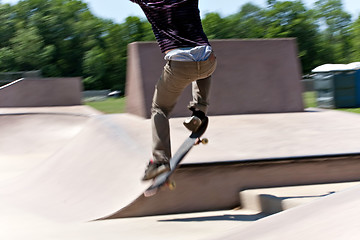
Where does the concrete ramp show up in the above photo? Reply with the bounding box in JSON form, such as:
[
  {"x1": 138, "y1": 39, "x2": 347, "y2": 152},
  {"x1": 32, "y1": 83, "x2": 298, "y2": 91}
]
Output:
[
  {"x1": 0, "y1": 78, "x2": 82, "y2": 107},
  {"x1": 0, "y1": 109, "x2": 95, "y2": 181},
  {"x1": 126, "y1": 39, "x2": 304, "y2": 118},
  {"x1": 0, "y1": 114, "x2": 150, "y2": 222},
  {"x1": 2, "y1": 108, "x2": 360, "y2": 222},
  {"x1": 0, "y1": 114, "x2": 86, "y2": 160}
]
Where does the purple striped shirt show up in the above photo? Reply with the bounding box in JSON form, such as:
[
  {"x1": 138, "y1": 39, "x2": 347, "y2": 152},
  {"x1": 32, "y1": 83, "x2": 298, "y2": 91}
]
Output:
[{"x1": 130, "y1": 0, "x2": 210, "y2": 53}]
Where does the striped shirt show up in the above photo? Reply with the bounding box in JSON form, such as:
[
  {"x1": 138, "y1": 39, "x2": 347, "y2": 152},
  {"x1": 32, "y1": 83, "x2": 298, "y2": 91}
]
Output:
[{"x1": 130, "y1": 0, "x2": 210, "y2": 53}]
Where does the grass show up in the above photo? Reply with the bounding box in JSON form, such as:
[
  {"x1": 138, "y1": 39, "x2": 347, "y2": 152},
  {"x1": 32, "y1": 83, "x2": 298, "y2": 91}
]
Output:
[
  {"x1": 85, "y1": 97, "x2": 126, "y2": 114},
  {"x1": 304, "y1": 91, "x2": 360, "y2": 114},
  {"x1": 338, "y1": 108, "x2": 360, "y2": 114},
  {"x1": 85, "y1": 93, "x2": 360, "y2": 115},
  {"x1": 303, "y1": 91, "x2": 317, "y2": 108}
]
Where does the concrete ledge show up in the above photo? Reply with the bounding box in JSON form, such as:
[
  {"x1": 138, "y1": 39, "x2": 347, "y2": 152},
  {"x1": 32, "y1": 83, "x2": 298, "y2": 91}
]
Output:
[
  {"x1": 125, "y1": 39, "x2": 304, "y2": 118},
  {"x1": 240, "y1": 181, "x2": 360, "y2": 214},
  {"x1": 0, "y1": 78, "x2": 83, "y2": 107},
  {"x1": 108, "y1": 155, "x2": 360, "y2": 218}
]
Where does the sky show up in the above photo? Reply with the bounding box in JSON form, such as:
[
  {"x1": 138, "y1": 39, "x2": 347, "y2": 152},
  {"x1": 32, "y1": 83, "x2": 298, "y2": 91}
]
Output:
[{"x1": 1, "y1": 0, "x2": 360, "y2": 24}]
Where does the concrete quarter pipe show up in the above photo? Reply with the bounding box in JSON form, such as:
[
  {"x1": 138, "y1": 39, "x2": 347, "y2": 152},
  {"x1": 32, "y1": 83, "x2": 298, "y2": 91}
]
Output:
[{"x1": 0, "y1": 113, "x2": 151, "y2": 222}]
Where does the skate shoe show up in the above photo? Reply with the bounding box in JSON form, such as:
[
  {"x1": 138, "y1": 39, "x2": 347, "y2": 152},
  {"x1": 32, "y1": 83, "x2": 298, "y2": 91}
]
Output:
[
  {"x1": 183, "y1": 108, "x2": 206, "y2": 132},
  {"x1": 142, "y1": 160, "x2": 170, "y2": 181}
]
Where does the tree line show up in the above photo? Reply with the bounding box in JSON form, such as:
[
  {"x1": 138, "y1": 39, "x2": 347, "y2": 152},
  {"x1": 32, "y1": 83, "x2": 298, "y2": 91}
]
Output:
[{"x1": 0, "y1": 0, "x2": 359, "y2": 91}]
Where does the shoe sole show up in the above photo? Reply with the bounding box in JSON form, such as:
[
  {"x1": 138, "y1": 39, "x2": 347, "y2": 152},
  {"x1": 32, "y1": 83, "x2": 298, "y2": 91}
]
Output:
[
  {"x1": 183, "y1": 117, "x2": 202, "y2": 132},
  {"x1": 142, "y1": 166, "x2": 170, "y2": 181}
]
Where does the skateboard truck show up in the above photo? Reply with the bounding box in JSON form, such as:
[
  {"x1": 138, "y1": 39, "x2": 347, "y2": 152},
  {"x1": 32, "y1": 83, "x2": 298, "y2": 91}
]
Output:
[
  {"x1": 195, "y1": 137, "x2": 208, "y2": 145},
  {"x1": 166, "y1": 180, "x2": 176, "y2": 190}
]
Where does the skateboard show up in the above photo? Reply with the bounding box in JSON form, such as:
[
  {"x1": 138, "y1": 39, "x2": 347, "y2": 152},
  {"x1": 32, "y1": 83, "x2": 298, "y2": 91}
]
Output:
[{"x1": 144, "y1": 117, "x2": 209, "y2": 197}]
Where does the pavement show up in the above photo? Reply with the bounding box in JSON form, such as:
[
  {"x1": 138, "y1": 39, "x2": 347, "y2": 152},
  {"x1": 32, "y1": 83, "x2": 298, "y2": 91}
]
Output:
[
  {"x1": 0, "y1": 204, "x2": 263, "y2": 240},
  {"x1": 1, "y1": 106, "x2": 360, "y2": 239},
  {"x1": 210, "y1": 184, "x2": 360, "y2": 240}
]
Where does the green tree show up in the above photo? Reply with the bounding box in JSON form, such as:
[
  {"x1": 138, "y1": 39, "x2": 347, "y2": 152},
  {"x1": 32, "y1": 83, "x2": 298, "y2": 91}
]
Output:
[
  {"x1": 202, "y1": 13, "x2": 232, "y2": 39},
  {"x1": 314, "y1": 0, "x2": 353, "y2": 63},
  {"x1": 0, "y1": 3, "x2": 15, "y2": 48},
  {"x1": 1, "y1": 0, "x2": 358, "y2": 89},
  {"x1": 10, "y1": 27, "x2": 54, "y2": 71},
  {"x1": 120, "y1": 16, "x2": 155, "y2": 43},
  {"x1": 9, "y1": 0, "x2": 107, "y2": 77},
  {"x1": 351, "y1": 16, "x2": 360, "y2": 61},
  {"x1": 226, "y1": 3, "x2": 267, "y2": 39},
  {"x1": 0, "y1": 47, "x2": 15, "y2": 72},
  {"x1": 83, "y1": 46, "x2": 106, "y2": 89},
  {"x1": 263, "y1": 1, "x2": 323, "y2": 72},
  {"x1": 0, "y1": 3, "x2": 16, "y2": 71},
  {"x1": 102, "y1": 23, "x2": 131, "y2": 91}
]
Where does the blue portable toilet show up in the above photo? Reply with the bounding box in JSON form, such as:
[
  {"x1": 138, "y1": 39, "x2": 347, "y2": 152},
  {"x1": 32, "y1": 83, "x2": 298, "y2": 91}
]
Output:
[
  {"x1": 312, "y1": 63, "x2": 360, "y2": 108},
  {"x1": 356, "y1": 68, "x2": 360, "y2": 107},
  {"x1": 343, "y1": 62, "x2": 360, "y2": 107}
]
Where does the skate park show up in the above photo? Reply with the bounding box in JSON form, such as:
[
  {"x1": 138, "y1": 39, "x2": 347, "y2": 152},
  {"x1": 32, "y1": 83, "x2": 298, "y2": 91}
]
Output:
[{"x1": 1, "y1": 39, "x2": 360, "y2": 239}]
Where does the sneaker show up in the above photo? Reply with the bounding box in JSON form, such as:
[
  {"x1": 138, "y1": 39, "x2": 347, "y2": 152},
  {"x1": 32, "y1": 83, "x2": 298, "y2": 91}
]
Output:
[
  {"x1": 183, "y1": 115, "x2": 202, "y2": 132},
  {"x1": 183, "y1": 108, "x2": 206, "y2": 132},
  {"x1": 142, "y1": 160, "x2": 170, "y2": 181}
]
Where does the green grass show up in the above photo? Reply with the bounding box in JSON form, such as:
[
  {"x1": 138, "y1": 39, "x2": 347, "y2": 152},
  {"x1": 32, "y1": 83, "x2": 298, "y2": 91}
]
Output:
[
  {"x1": 338, "y1": 108, "x2": 360, "y2": 114},
  {"x1": 85, "y1": 93, "x2": 360, "y2": 115},
  {"x1": 303, "y1": 91, "x2": 360, "y2": 114},
  {"x1": 85, "y1": 97, "x2": 126, "y2": 114},
  {"x1": 303, "y1": 91, "x2": 317, "y2": 108}
]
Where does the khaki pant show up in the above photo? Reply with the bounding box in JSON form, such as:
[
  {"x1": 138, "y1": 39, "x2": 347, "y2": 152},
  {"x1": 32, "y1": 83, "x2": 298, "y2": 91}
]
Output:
[{"x1": 151, "y1": 53, "x2": 217, "y2": 163}]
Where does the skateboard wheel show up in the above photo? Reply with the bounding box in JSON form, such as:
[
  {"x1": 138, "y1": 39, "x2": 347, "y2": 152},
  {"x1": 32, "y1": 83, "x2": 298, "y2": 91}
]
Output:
[
  {"x1": 168, "y1": 180, "x2": 176, "y2": 190},
  {"x1": 201, "y1": 138, "x2": 209, "y2": 144}
]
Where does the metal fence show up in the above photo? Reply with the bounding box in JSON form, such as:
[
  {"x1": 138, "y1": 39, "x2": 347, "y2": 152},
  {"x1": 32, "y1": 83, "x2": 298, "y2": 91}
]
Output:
[{"x1": 0, "y1": 71, "x2": 42, "y2": 86}]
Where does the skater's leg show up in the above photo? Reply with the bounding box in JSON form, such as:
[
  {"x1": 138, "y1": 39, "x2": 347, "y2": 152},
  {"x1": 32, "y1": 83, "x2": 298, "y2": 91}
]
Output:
[
  {"x1": 184, "y1": 53, "x2": 217, "y2": 132},
  {"x1": 189, "y1": 75, "x2": 212, "y2": 114},
  {"x1": 188, "y1": 52, "x2": 216, "y2": 113}
]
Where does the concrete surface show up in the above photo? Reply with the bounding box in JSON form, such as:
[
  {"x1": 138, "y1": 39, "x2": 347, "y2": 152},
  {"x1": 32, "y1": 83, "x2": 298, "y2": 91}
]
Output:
[
  {"x1": 0, "y1": 114, "x2": 87, "y2": 181},
  {"x1": 0, "y1": 113, "x2": 151, "y2": 222},
  {"x1": 0, "y1": 105, "x2": 102, "y2": 115},
  {"x1": 210, "y1": 183, "x2": 360, "y2": 240},
  {"x1": 2, "y1": 108, "x2": 360, "y2": 220},
  {"x1": 126, "y1": 39, "x2": 304, "y2": 118},
  {"x1": 176, "y1": 108, "x2": 360, "y2": 163},
  {"x1": 1, "y1": 106, "x2": 360, "y2": 239},
  {"x1": 0, "y1": 205, "x2": 264, "y2": 240},
  {"x1": 0, "y1": 78, "x2": 83, "y2": 107},
  {"x1": 240, "y1": 181, "x2": 360, "y2": 214},
  {"x1": 0, "y1": 106, "x2": 100, "y2": 181}
]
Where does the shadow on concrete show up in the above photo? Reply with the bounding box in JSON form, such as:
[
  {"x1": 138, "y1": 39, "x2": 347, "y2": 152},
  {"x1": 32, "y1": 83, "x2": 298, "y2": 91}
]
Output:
[
  {"x1": 158, "y1": 213, "x2": 266, "y2": 222},
  {"x1": 260, "y1": 191, "x2": 336, "y2": 201}
]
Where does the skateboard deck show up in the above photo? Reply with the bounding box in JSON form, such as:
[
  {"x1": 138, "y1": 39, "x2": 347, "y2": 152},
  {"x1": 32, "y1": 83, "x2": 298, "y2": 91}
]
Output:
[{"x1": 144, "y1": 117, "x2": 209, "y2": 197}]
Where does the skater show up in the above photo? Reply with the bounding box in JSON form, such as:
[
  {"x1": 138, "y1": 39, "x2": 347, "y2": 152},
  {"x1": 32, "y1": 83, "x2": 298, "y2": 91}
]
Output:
[{"x1": 129, "y1": 0, "x2": 217, "y2": 181}]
